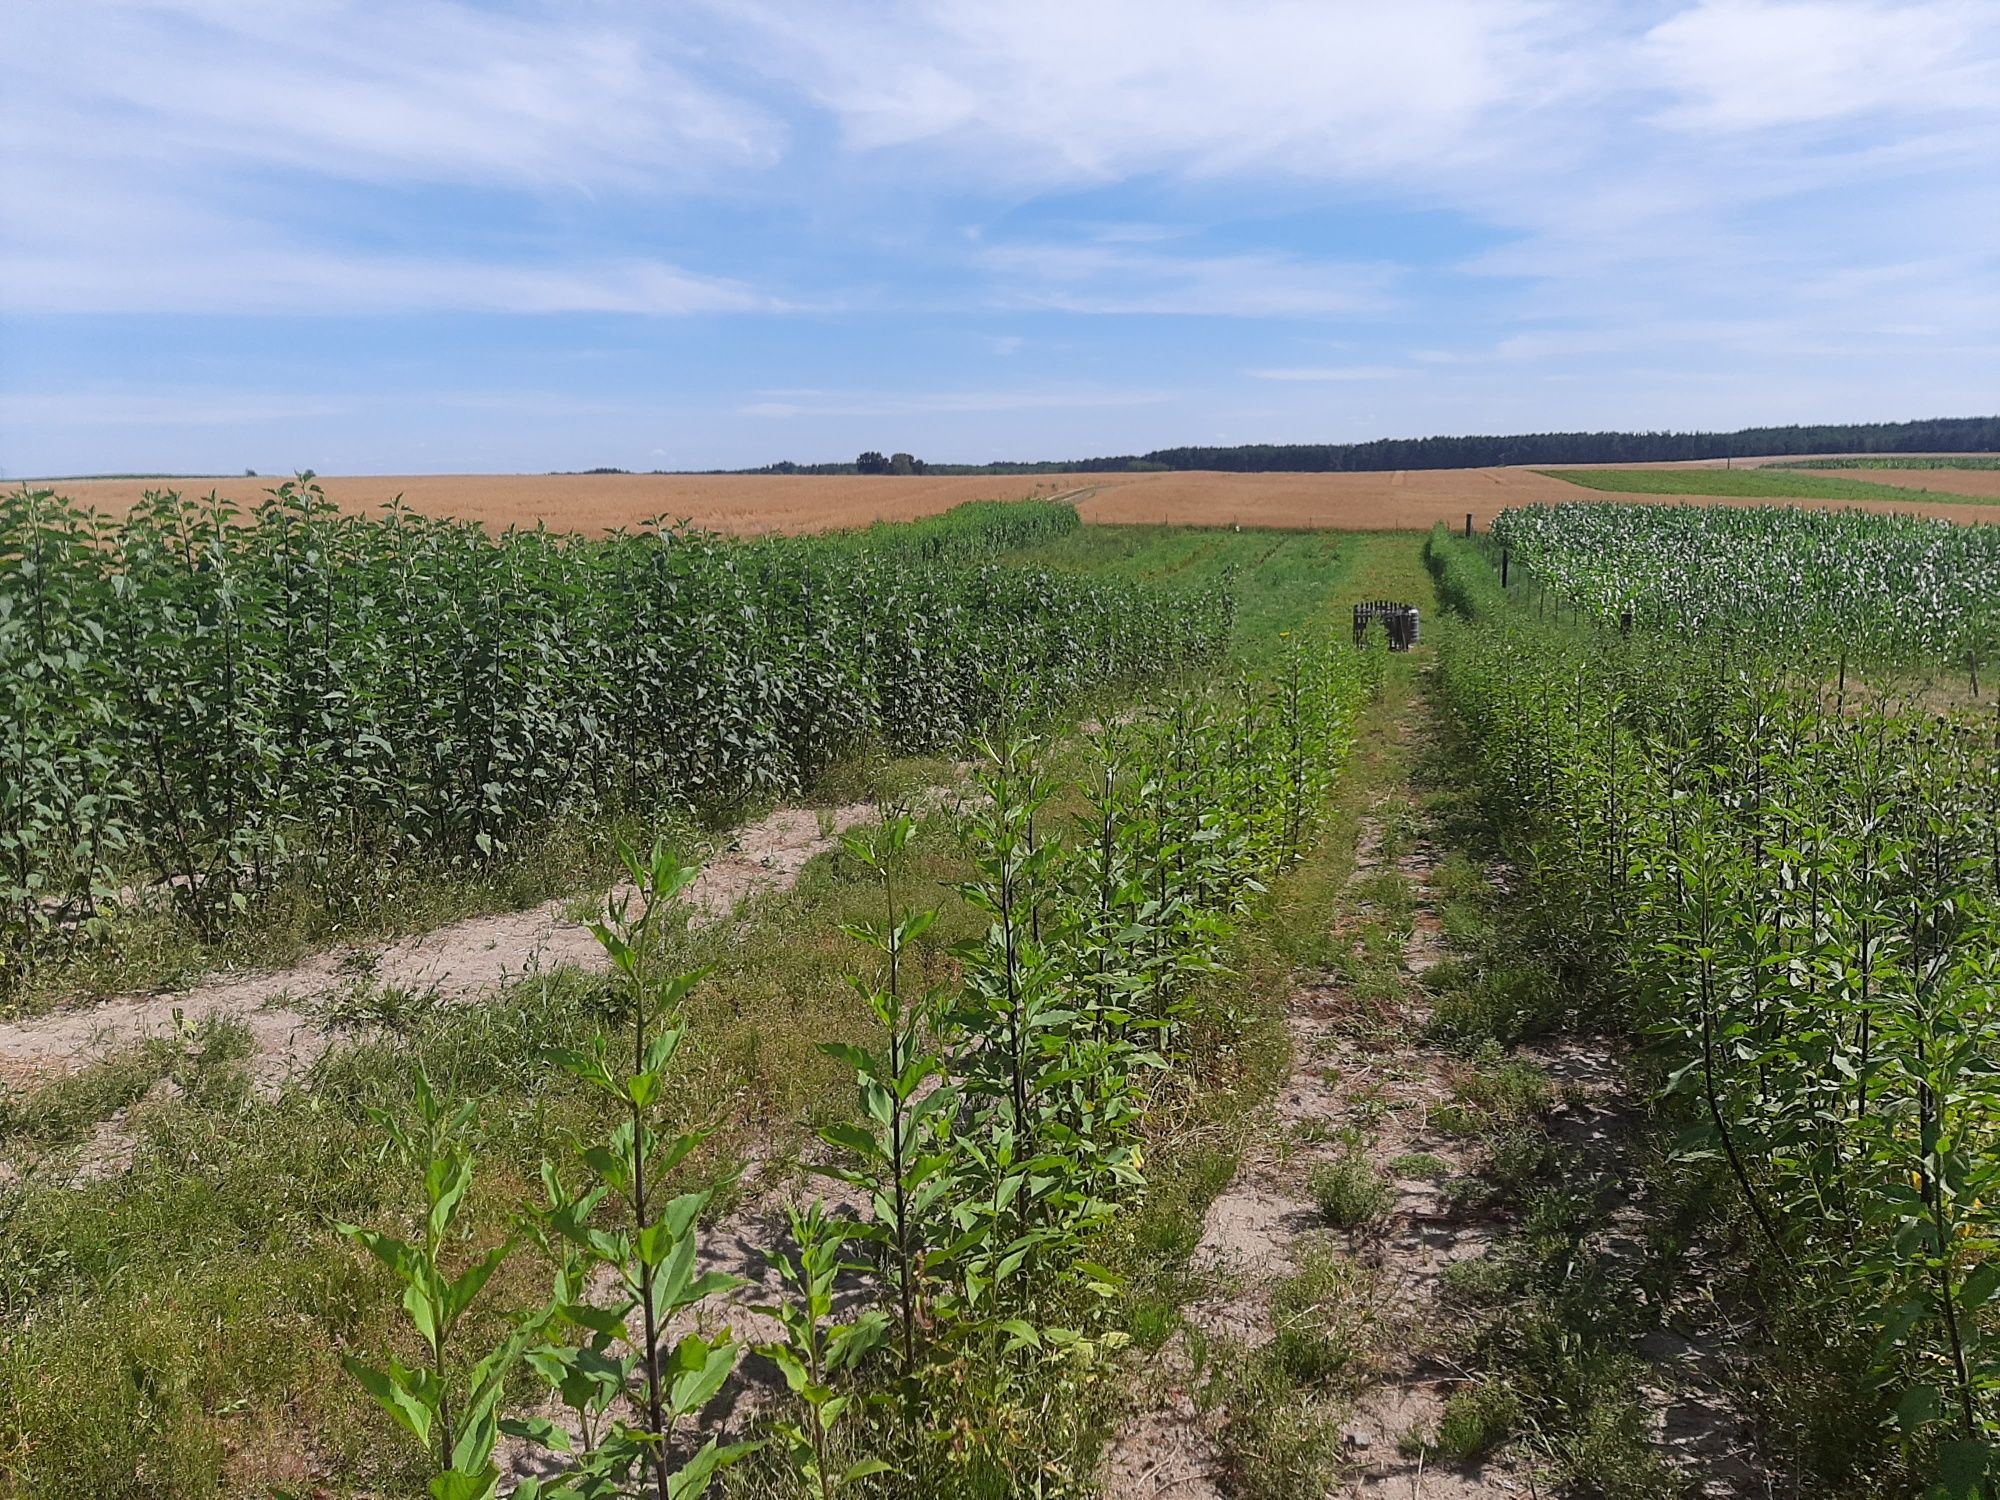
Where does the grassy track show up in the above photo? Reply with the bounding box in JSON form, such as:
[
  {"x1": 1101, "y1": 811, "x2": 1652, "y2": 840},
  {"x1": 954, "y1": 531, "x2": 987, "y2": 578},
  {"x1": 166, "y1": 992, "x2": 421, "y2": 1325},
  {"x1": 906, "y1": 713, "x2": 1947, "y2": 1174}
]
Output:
[
  {"x1": 1535, "y1": 465, "x2": 1985, "y2": 504},
  {"x1": 1014, "y1": 525, "x2": 1412, "y2": 664}
]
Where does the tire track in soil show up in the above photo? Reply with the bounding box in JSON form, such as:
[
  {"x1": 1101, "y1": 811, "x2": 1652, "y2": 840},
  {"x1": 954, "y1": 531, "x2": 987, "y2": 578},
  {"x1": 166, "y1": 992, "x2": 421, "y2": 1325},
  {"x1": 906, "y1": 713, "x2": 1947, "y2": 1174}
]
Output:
[
  {"x1": 1106, "y1": 787, "x2": 1524, "y2": 1498},
  {"x1": 1105, "y1": 711, "x2": 1764, "y2": 1497}
]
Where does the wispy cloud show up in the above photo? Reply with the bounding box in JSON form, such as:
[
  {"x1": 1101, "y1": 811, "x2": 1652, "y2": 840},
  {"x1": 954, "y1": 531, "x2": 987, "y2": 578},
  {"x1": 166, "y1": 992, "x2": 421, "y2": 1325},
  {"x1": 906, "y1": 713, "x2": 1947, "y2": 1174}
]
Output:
[
  {"x1": 1641, "y1": 0, "x2": 2000, "y2": 134},
  {"x1": 735, "y1": 0, "x2": 1572, "y2": 183},
  {"x1": 977, "y1": 243, "x2": 1397, "y2": 317},
  {"x1": 1246, "y1": 365, "x2": 1409, "y2": 382},
  {"x1": 1, "y1": 1, "x2": 786, "y2": 318},
  {"x1": 7, "y1": 1, "x2": 781, "y2": 192},
  {"x1": 740, "y1": 388, "x2": 1169, "y2": 418},
  {"x1": 0, "y1": 241, "x2": 780, "y2": 317}
]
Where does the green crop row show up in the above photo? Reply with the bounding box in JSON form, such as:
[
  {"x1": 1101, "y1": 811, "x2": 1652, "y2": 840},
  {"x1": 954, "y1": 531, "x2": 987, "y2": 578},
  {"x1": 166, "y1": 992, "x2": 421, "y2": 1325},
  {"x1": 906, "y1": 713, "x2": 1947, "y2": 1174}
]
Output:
[
  {"x1": 1772, "y1": 457, "x2": 2000, "y2": 472},
  {"x1": 0, "y1": 479, "x2": 1228, "y2": 984},
  {"x1": 1433, "y1": 597, "x2": 2000, "y2": 1493},
  {"x1": 1534, "y1": 466, "x2": 1979, "y2": 504},
  {"x1": 343, "y1": 635, "x2": 1376, "y2": 1499},
  {"x1": 1489, "y1": 500, "x2": 2000, "y2": 663},
  {"x1": 0, "y1": 627, "x2": 1377, "y2": 1496}
]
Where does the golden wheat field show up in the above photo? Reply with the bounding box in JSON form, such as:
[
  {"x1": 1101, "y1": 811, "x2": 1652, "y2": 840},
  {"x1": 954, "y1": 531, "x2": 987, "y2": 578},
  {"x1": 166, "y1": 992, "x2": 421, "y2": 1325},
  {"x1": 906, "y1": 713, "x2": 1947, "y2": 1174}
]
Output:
[{"x1": 36, "y1": 463, "x2": 1999, "y2": 535}]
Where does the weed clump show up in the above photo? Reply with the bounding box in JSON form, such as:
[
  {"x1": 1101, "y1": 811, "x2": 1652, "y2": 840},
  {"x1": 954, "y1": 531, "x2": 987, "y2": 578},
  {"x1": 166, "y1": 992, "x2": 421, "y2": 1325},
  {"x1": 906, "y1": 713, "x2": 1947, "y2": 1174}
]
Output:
[
  {"x1": 1451, "y1": 1055, "x2": 1552, "y2": 1124},
  {"x1": 1309, "y1": 1152, "x2": 1392, "y2": 1230}
]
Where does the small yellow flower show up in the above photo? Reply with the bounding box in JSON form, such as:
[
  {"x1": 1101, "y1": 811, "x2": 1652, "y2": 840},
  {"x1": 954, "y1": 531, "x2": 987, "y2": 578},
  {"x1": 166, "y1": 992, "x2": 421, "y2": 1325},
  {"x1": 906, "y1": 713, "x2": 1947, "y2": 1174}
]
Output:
[{"x1": 1911, "y1": 1170, "x2": 1925, "y2": 1190}]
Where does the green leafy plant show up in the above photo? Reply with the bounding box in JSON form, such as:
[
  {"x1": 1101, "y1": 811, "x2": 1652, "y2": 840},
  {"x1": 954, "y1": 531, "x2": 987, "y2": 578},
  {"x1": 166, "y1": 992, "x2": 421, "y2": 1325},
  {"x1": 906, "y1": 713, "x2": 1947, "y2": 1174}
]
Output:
[
  {"x1": 1308, "y1": 1153, "x2": 1391, "y2": 1231},
  {"x1": 0, "y1": 481, "x2": 1235, "y2": 993},
  {"x1": 337, "y1": 1072, "x2": 544, "y2": 1500},
  {"x1": 1430, "y1": 556, "x2": 2000, "y2": 1491},
  {"x1": 517, "y1": 842, "x2": 751, "y2": 1500},
  {"x1": 754, "y1": 1199, "x2": 892, "y2": 1497},
  {"x1": 819, "y1": 808, "x2": 956, "y2": 1370}
]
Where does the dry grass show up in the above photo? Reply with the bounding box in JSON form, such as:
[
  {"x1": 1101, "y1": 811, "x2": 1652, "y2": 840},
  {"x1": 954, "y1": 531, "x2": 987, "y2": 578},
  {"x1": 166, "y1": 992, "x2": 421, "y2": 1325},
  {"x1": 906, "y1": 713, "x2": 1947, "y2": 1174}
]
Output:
[{"x1": 36, "y1": 463, "x2": 1998, "y2": 536}]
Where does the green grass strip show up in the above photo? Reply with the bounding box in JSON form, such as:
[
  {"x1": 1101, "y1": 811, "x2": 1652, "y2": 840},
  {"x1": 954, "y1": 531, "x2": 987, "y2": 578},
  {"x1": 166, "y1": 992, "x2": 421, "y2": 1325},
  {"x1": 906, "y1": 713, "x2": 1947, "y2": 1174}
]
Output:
[{"x1": 1533, "y1": 466, "x2": 1991, "y2": 504}]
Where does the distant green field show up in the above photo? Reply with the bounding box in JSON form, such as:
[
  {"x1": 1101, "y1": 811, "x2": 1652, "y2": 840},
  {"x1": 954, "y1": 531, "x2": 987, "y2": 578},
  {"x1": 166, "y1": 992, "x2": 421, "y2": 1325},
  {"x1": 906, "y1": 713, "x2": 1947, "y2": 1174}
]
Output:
[
  {"x1": 1012, "y1": 524, "x2": 1360, "y2": 663},
  {"x1": 1534, "y1": 467, "x2": 1982, "y2": 504},
  {"x1": 1770, "y1": 456, "x2": 2000, "y2": 471},
  {"x1": 1012, "y1": 525, "x2": 1438, "y2": 665}
]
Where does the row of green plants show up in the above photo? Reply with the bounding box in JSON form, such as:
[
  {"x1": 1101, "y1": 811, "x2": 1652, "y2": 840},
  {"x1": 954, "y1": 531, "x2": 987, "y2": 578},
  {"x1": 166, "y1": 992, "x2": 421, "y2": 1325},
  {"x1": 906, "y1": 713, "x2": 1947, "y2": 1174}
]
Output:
[
  {"x1": 333, "y1": 634, "x2": 1376, "y2": 1499},
  {"x1": 1533, "y1": 467, "x2": 1965, "y2": 505},
  {"x1": 1428, "y1": 531, "x2": 2000, "y2": 1495},
  {"x1": 1490, "y1": 500, "x2": 2000, "y2": 664},
  {"x1": 1774, "y1": 458, "x2": 2000, "y2": 472},
  {"x1": 0, "y1": 481, "x2": 1228, "y2": 983}
]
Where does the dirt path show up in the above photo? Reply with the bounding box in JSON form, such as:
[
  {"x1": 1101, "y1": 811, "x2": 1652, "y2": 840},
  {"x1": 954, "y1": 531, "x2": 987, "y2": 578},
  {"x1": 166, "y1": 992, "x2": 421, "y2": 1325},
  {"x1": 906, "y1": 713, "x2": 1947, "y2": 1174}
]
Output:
[
  {"x1": 1294, "y1": 807, "x2": 1519, "y2": 1496},
  {"x1": 1104, "y1": 787, "x2": 1525, "y2": 1499},
  {"x1": 0, "y1": 803, "x2": 881, "y2": 1094},
  {"x1": 1106, "y1": 697, "x2": 1762, "y2": 1497}
]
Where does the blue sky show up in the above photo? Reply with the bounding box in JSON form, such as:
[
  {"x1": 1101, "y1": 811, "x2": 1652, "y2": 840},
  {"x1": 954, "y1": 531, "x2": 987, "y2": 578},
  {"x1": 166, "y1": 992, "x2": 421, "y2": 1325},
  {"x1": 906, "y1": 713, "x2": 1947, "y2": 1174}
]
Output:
[{"x1": 4, "y1": 0, "x2": 1998, "y2": 476}]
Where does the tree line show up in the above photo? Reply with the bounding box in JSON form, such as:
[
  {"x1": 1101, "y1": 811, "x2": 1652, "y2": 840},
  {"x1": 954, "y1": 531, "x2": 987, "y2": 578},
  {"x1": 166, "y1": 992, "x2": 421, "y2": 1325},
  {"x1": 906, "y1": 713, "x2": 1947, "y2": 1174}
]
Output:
[{"x1": 713, "y1": 414, "x2": 2000, "y2": 477}]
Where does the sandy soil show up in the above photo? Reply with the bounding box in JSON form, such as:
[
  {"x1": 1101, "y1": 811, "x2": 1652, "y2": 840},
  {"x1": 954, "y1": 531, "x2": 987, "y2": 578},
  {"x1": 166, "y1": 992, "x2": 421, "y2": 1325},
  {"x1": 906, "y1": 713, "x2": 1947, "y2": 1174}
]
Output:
[
  {"x1": 0, "y1": 802, "x2": 879, "y2": 1098},
  {"x1": 35, "y1": 464, "x2": 1994, "y2": 537},
  {"x1": 1106, "y1": 722, "x2": 1762, "y2": 1496},
  {"x1": 1104, "y1": 797, "x2": 1524, "y2": 1498}
]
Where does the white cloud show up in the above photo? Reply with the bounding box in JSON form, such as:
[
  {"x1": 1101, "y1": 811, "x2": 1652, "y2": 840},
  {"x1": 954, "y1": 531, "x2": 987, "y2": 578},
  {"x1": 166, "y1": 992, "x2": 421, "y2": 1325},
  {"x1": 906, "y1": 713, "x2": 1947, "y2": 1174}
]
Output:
[
  {"x1": 0, "y1": 1, "x2": 787, "y2": 317},
  {"x1": 6, "y1": 0, "x2": 2000, "y2": 467},
  {"x1": 977, "y1": 243, "x2": 1397, "y2": 317},
  {"x1": 732, "y1": 0, "x2": 1574, "y2": 185},
  {"x1": 1642, "y1": 0, "x2": 2000, "y2": 133},
  {"x1": 0, "y1": 236, "x2": 777, "y2": 316},
  {"x1": 5, "y1": 1, "x2": 781, "y2": 193}
]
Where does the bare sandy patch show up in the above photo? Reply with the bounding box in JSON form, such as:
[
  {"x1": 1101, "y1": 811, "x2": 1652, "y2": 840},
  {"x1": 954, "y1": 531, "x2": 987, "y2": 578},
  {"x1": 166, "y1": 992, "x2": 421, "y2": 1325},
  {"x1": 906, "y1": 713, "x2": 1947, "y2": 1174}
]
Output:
[
  {"x1": 0, "y1": 801, "x2": 882, "y2": 1098},
  {"x1": 1105, "y1": 790, "x2": 1524, "y2": 1498}
]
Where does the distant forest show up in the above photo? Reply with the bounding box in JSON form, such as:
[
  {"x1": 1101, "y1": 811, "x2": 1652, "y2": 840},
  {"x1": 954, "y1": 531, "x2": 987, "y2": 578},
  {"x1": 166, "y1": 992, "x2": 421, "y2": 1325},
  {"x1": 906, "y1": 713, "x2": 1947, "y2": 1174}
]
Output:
[{"x1": 701, "y1": 414, "x2": 2000, "y2": 477}]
